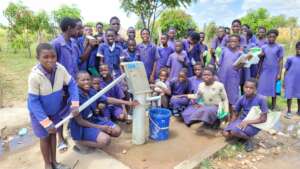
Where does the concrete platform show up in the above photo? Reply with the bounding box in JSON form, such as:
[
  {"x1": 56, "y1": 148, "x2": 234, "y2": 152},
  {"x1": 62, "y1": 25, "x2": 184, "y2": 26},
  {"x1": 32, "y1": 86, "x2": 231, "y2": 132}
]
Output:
[{"x1": 106, "y1": 117, "x2": 227, "y2": 169}]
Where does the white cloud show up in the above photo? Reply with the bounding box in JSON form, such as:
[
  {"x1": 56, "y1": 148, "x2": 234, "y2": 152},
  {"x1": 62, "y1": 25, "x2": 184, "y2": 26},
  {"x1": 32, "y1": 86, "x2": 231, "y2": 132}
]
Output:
[{"x1": 0, "y1": 0, "x2": 138, "y2": 28}]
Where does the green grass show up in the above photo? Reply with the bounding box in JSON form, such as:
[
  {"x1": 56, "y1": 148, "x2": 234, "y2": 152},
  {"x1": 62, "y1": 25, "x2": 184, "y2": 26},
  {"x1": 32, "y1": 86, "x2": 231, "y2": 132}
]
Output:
[
  {"x1": 214, "y1": 143, "x2": 245, "y2": 160},
  {"x1": 199, "y1": 159, "x2": 214, "y2": 169}
]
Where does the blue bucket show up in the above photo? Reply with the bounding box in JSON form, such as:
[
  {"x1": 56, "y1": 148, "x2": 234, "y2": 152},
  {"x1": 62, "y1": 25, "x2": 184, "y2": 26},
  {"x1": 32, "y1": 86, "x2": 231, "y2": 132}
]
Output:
[{"x1": 149, "y1": 108, "x2": 171, "y2": 141}]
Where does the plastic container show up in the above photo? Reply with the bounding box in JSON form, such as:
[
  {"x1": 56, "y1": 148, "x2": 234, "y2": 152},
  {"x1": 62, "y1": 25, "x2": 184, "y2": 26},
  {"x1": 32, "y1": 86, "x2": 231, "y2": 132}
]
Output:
[{"x1": 149, "y1": 108, "x2": 171, "y2": 141}]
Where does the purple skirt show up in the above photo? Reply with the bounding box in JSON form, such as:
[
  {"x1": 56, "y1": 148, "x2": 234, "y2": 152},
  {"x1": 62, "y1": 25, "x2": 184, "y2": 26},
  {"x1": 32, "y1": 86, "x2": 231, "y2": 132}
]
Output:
[
  {"x1": 170, "y1": 96, "x2": 189, "y2": 109},
  {"x1": 182, "y1": 104, "x2": 218, "y2": 125},
  {"x1": 224, "y1": 118, "x2": 260, "y2": 137}
]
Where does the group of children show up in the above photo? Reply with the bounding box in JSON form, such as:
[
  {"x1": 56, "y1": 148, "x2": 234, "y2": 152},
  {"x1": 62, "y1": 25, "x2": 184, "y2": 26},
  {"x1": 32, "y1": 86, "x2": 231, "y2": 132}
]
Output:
[{"x1": 27, "y1": 16, "x2": 300, "y2": 169}]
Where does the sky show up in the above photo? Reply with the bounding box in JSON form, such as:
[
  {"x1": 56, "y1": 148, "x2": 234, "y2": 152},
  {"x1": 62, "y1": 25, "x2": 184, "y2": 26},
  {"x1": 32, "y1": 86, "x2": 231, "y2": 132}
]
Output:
[{"x1": 0, "y1": 0, "x2": 300, "y2": 29}]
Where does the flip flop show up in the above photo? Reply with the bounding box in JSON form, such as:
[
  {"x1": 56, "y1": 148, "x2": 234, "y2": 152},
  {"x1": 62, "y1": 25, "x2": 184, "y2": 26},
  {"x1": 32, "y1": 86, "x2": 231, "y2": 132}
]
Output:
[
  {"x1": 57, "y1": 141, "x2": 68, "y2": 153},
  {"x1": 52, "y1": 163, "x2": 71, "y2": 169}
]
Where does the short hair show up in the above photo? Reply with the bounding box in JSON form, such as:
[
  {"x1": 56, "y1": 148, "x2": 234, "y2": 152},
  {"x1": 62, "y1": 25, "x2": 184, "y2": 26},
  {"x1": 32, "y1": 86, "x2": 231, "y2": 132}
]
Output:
[
  {"x1": 161, "y1": 33, "x2": 169, "y2": 38},
  {"x1": 242, "y1": 24, "x2": 250, "y2": 29},
  {"x1": 189, "y1": 31, "x2": 200, "y2": 42},
  {"x1": 106, "y1": 28, "x2": 116, "y2": 35},
  {"x1": 36, "y1": 43, "x2": 55, "y2": 59},
  {"x1": 218, "y1": 26, "x2": 225, "y2": 31},
  {"x1": 258, "y1": 26, "x2": 266, "y2": 32},
  {"x1": 203, "y1": 66, "x2": 216, "y2": 75},
  {"x1": 168, "y1": 27, "x2": 176, "y2": 32},
  {"x1": 127, "y1": 26, "x2": 135, "y2": 31},
  {"x1": 60, "y1": 17, "x2": 77, "y2": 32},
  {"x1": 96, "y1": 22, "x2": 104, "y2": 27},
  {"x1": 245, "y1": 78, "x2": 258, "y2": 88},
  {"x1": 267, "y1": 29, "x2": 279, "y2": 36},
  {"x1": 296, "y1": 41, "x2": 300, "y2": 49},
  {"x1": 193, "y1": 62, "x2": 202, "y2": 68},
  {"x1": 199, "y1": 32, "x2": 205, "y2": 36},
  {"x1": 179, "y1": 68, "x2": 188, "y2": 76},
  {"x1": 76, "y1": 71, "x2": 90, "y2": 80},
  {"x1": 74, "y1": 18, "x2": 82, "y2": 23},
  {"x1": 140, "y1": 28, "x2": 150, "y2": 35},
  {"x1": 159, "y1": 68, "x2": 169, "y2": 77},
  {"x1": 229, "y1": 34, "x2": 241, "y2": 42},
  {"x1": 232, "y1": 19, "x2": 241, "y2": 26},
  {"x1": 127, "y1": 39, "x2": 136, "y2": 44},
  {"x1": 109, "y1": 16, "x2": 120, "y2": 24}
]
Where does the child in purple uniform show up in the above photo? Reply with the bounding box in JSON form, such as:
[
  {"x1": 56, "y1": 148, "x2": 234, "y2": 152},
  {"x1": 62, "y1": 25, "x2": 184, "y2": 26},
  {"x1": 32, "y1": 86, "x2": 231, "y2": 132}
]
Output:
[
  {"x1": 218, "y1": 35, "x2": 244, "y2": 116},
  {"x1": 167, "y1": 28, "x2": 177, "y2": 50},
  {"x1": 188, "y1": 63, "x2": 203, "y2": 93},
  {"x1": 223, "y1": 79, "x2": 268, "y2": 152},
  {"x1": 28, "y1": 43, "x2": 79, "y2": 169},
  {"x1": 97, "y1": 29, "x2": 123, "y2": 78},
  {"x1": 156, "y1": 33, "x2": 174, "y2": 78},
  {"x1": 167, "y1": 40, "x2": 190, "y2": 80},
  {"x1": 167, "y1": 69, "x2": 191, "y2": 116},
  {"x1": 257, "y1": 29, "x2": 284, "y2": 110},
  {"x1": 284, "y1": 41, "x2": 300, "y2": 118},
  {"x1": 221, "y1": 19, "x2": 246, "y2": 49},
  {"x1": 199, "y1": 32, "x2": 209, "y2": 64},
  {"x1": 256, "y1": 26, "x2": 268, "y2": 47},
  {"x1": 69, "y1": 71, "x2": 138, "y2": 151},
  {"x1": 109, "y1": 16, "x2": 126, "y2": 49},
  {"x1": 137, "y1": 28, "x2": 159, "y2": 83},
  {"x1": 150, "y1": 68, "x2": 170, "y2": 108},
  {"x1": 210, "y1": 27, "x2": 226, "y2": 64},
  {"x1": 99, "y1": 64, "x2": 127, "y2": 121},
  {"x1": 121, "y1": 39, "x2": 140, "y2": 62}
]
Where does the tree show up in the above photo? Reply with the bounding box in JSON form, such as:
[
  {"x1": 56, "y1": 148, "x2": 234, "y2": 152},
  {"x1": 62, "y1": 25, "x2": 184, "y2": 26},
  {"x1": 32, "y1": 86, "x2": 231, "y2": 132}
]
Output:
[
  {"x1": 120, "y1": 0, "x2": 195, "y2": 36},
  {"x1": 204, "y1": 21, "x2": 217, "y2": 42},
  {"x1": 158, "y1": 9, "x2": 197, "y2": 39},
  {"x1": 52, "y1": 5, "x2": 81, "y2": 25}
]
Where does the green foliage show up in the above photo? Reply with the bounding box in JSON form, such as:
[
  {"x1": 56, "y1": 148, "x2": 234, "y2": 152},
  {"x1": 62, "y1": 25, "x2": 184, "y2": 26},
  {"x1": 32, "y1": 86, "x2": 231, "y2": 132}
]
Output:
[
  {"x1": 199, "y1": 159, "x2": 214, "y2": 169},
  {"x1": 158, "y1": 9, "x2": 197, "y2": 39},
  {"x1": 52, "y1": 4, "x2": 81, "y2": 25},
  {"x1": 214, "y1": 143, "x2": 244, "y2": 160},
  {"x1": 241, "y1": 8, "x2": 299, "y2": 32},
  {"x1": 205, "y1": 22, "x2": 217, "y2": 42},
  {"x1": 120, "y1": 0, "x2": 195, "y2": 36}
]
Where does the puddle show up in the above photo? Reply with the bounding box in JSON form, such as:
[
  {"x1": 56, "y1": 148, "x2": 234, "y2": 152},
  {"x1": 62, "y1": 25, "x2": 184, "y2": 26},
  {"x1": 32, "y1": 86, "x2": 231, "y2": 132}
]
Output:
[{"x1": 0, "y1": 130, "x2": 37, "y2": 157}]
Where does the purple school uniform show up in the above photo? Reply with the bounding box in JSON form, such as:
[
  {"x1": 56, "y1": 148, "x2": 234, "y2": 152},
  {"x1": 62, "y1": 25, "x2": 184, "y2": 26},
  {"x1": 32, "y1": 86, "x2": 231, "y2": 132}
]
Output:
[
  {"x1": 221, "y1": 34, "x2": 247, "y2": 48},
  {"x1": 69, "y1": 88, "x2": 115, "y2": 142},
  {"x1": 241, "y1": 40, "x2": 258, "y2": 83},
  {"x1": 169, "y1": 79, "x2": 190, "y2": 111},
  {"x1": 256, "y1": 38, "x2": 268, "y2": 48},
  {"x1": 168, "y1": 39, "x2": 176, "y2": 51},
  {"x1": 76, "y1": 36, "x2": 88, "y2": 71},
  {"x1": 211, "y1": 36, "x2": 224, "y2": 49},
  {"x1": 97, "y1": 43, "x2": 123, "y2": 77},
  {"x1": 156, "y1": 46, "x2": 174, "y2": 77},
  {"x1": 188, "y1": 76, "x2": 203, "y2": 93},
  {"x1": 218, "y1": 47, "x2": 243, "y2": 104},
  {"x1": 258, "y1": 43, "x2": 284, "y2": 97},
  {"x1": 51, "y1": 34, "x2": 80, "y2": 78},
  {"x1": 137, "y1": 43, "x2": 159, "y2": 79},
  {"x1": 284, "y1": 56, "x2": 300, "y2": 99},
  {"x1": 121, "y1": 49, "x2": 140, "y2": 62},
  {"x1": 99, "y1": 78, "x2": 125, "y2": 120},
  {"x1": 167, "y1": 51, "x2": 190, "y2": 80},
  {"x1": 224, "y1": 94, "x2": 268, "y2": 137}
]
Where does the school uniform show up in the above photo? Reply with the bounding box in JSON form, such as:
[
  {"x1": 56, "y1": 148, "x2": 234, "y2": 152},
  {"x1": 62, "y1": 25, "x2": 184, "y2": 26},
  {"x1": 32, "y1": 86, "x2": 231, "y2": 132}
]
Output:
[
  {"x1": 184, "y1": 42, "x2": 202, "y2": 76},
  {"x1": 256, "y1": 38, "x2": 268, "y2": 48},
  {"x1": 211, "y1": 36, "x2": 224, "y2": 50},
  {"x1": 76, "y1": 36, "x2": 88, "y2": 71},
  {"x1": 221, "y1": 34, "x2": 247, "y2": 48},
  {"x1": 69, "y1": 88, "x2": 115, "y2": 142},
  {"x1": 188, "y1": 76, "x2": 203, "y2": 94},
  {"x1": 167, "y1": 39, "x2": 176, "y2": 51},
  {"x1": 97, "y1": 43, "x2": 123, "y2": 78},
  {"x1": 51, "y1": 34, "x2": 80, "y2": 79},
  {"x1": 258, "y1": 43, "x2": 284, "y2": 97},
  {"x1": 284, "y1": 56, "x2": 300, "y2": 99},
  {"x1": 169, "y1": 79, "x2": 190, "y2": 113},
  {"x1": 224, "y1": 94, "x2": 268, "y2": 137},
  {"x1": 167, "y1": 51, "x2": 190, "y2": 80},
  {"x1": 156, "y1": 46, "x2": 174, "y2": 77},
  {"x1": 99, "y1": 78, "x2": 125, "y2": 120},
  {"x1": 121, "y1": 49, "x2": 140, "y2": 62},
  {"x1": 218, "y1": 47, "x2": 243, "y2": 105},
  {"x1": 137, "y1": 42, "x2": 159, "y2": 80},
  {"x1": 27, "y1": 63, "x2": 79, "y2": 138}
]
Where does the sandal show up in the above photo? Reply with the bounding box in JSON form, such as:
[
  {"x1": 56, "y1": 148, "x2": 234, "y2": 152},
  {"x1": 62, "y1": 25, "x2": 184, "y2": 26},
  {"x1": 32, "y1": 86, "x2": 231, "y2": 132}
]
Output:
[
  {"x1": 57, "y1": 141, "x2": 68, "y2": 153},
  {"x1": 52, "y1": 162, "x2": 71, "y2": 169}
]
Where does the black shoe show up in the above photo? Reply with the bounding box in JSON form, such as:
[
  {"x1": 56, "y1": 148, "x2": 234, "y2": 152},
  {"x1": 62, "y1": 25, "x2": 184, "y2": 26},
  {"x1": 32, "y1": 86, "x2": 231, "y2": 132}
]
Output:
[{"x1": 244, "y1": 139, "x2": 254, "y2": 152}]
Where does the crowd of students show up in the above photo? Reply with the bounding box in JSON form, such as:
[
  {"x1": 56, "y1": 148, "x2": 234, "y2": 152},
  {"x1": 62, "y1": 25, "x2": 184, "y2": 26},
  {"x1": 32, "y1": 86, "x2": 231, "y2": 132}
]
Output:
[{"x1": 27, "y1": 16, "x2": 300, "y2": 169}]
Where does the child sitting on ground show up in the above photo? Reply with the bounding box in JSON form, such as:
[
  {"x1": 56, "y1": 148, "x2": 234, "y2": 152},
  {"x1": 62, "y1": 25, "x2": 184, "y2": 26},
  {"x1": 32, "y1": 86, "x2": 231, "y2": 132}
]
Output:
[
  {"x1": 69, "y1": 71, "x2": 138, "y2": 151},
  {"x1": 222, "y1": 78, "x2": 268, "y2": 152}
]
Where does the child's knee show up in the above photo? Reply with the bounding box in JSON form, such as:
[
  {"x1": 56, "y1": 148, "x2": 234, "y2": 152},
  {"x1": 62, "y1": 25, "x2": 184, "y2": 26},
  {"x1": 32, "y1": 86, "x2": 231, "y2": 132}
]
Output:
[
  {"x1": 111, "y1": 126, "x2": 122, "y2": 137},
  {"x1": 96, "y1": 133, "x2": 111, "y2": 147}
]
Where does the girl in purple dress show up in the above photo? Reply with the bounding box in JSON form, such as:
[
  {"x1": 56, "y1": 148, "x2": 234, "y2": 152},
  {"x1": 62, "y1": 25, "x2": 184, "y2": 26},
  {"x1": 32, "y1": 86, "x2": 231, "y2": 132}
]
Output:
[
  {"x1": 199, "y1": 32, "x2": 209, "y2": 64},
  {"x1": 137, "y1": 28, "x2": 159, "y2": 83},
  {"x1": 256, "y1": 26, "x2": 268, "y2": 47},
  {"x1": 210, "y1": 27, "x2": 226, "y2": 64},
  {"x1": 283, "y1": 41, "x2": 300, "y2": 118},
  {"x1": 223, "y1": 78, "x2": 268, "y2": 152},
  {"x1": 167, "y1": 69, "x2": 191, "y2": 117},
  {"x1": 188, "y1": 63, "x2": 203, "y2": 93},
  {"x1": 218, "y1": 35, "x2": 244, "y2": 117},
  {"x1": 167, "y1": 28, "x2": 176, "y2": 50},
  {"x1": 156, "y1": 33, "x2": 174, "y2": 78},
  {"x1": 257, "y1": 29, "x2": 284, "y2": 110},
  {"x1": 221, "y1": 19, "x2": 246, "y2": 49},
  {"x1": 185, "y1": 32, "x2": 203, "y2": 76},
  {"x1": 167, "y1": 40, "x2": 190, "y2": 80}
]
